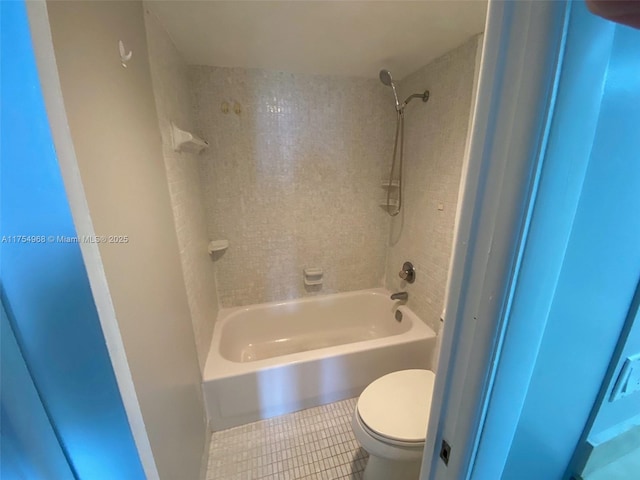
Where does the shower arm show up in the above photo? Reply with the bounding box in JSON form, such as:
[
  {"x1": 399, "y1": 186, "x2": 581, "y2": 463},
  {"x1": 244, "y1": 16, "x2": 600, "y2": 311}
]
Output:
[{"x1": 400, "y1": 90, "x2": 430, "y2": 110}]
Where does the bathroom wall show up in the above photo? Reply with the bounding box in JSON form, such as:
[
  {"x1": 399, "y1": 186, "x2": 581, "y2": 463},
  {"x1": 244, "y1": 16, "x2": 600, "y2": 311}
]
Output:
[
  {"x1": 46, "y1": 2, "x2": 207, "y2": 478},
  {"x1": 189, "y1": 67, "x2": 395, "y2": 307},
  {"x1": 144, "y1": 6, "x2": 219, "y2": 372},
  {"x1": 385, "y1": 36, "x2": 481, "y2": 332}
]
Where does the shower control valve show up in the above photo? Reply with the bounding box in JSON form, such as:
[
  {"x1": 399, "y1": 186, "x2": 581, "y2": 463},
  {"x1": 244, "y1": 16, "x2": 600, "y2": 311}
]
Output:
[{"x1": 399, "y1": 261, "x2": 416, "y2": 284}]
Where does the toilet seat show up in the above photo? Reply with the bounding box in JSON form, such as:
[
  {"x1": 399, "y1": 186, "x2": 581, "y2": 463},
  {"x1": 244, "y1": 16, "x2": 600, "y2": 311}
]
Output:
[
  {"x1": 356, "y1": 369, "x2": 435, "y2": 444},
  {"x1": 356, "y1": 410, "x2": 425, "y2": 448}
]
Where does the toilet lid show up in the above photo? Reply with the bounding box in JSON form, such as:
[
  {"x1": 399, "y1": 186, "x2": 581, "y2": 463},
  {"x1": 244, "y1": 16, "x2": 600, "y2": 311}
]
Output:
[{"x1": 357, "y1": 369, "x2": 435, "y2": 443}]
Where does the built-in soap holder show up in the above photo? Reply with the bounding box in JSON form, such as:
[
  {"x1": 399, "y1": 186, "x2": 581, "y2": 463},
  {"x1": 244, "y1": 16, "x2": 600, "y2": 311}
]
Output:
[
  {"x1": 303, "y1": 267, "x2": 323, "y2": 286},
  {"x1": 171, "y1": 122, "x2": 209, "y2": 153},
  {"x1": 208, "y1": 239, "x2": 229, "y2": 256}
]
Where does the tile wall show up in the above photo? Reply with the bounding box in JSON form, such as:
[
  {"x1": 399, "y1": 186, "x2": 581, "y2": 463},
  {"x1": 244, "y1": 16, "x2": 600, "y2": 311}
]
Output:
[
  {"x1": 189, "y1": 67, "x2": 395, "y2": 307},
  {"x1": 385, "y1": 36, "x2": 481, "y2": 332},
  {"x1": 147, "y1": 11, "x2": 480, "y2": 336},
  {"x1": 144, "y1": 7, "x2": 219, "y2": 371}
]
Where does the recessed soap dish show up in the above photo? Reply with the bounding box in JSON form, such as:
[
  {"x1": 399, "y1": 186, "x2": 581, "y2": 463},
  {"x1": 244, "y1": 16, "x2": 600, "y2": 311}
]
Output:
[
  {"x1": 208, "y1": 240, "x2": 229, "y2": 255},
  {"x1": 303, "y1": 267, "x2": 323, "y2": 286}
]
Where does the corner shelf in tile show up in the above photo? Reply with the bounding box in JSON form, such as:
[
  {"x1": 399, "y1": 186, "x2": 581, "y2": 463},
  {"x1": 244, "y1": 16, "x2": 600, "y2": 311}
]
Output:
[
  {"x1": 208, "y1": 240, "x2": 229, "y2": 255},
  {"x1": 381, "y1": 180, "x2": 400, "y2": 188},
  {"x1": 171, "y1": 122, "x2": 209, "y2": 153}
]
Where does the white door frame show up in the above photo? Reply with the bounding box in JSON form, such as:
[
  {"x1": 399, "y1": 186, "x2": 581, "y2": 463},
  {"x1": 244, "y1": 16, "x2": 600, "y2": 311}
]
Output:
[{"x1": 422, "y1": 1, "x2": 571, "y2": 478}]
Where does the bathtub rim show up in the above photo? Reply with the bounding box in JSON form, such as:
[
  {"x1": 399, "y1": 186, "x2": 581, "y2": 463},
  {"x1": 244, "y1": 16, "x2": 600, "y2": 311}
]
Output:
[{"x1": 203, "y1": 288, "x2": 435, "y2": 381}]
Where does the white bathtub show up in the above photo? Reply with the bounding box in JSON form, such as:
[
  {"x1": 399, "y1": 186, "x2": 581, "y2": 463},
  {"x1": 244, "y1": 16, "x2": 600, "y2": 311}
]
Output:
[{"x1": 203, "y1": 288, "x2": 435, "y2": 431}]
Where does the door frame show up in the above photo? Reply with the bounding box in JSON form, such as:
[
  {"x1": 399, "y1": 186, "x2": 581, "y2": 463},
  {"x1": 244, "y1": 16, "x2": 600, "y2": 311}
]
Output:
[{"x1": 422, "y1": 1, "x2": 571, "y2": 478}]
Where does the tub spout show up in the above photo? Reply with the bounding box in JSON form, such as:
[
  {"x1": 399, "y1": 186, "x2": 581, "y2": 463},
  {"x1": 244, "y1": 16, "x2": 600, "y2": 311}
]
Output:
[{"x1": 390, "y1": 292, "x2": 408, "y2": 301}]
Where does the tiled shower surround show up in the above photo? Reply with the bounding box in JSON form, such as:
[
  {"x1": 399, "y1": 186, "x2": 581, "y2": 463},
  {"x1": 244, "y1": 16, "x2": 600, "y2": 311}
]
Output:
[
  {"x1": 147, "y1": 10, "x2": 481, "y2": 356},
  {"x1": 186, "y1": 36, "x2": 481, "y2": 330},
  {"x1": 189, "y1": 67, "x2": 395, "y2": 307}
]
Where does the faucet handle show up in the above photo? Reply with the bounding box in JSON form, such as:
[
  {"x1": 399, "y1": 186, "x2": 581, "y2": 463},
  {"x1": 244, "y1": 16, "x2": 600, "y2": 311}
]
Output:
[{"x1": 399, "y1": 261, "x2": 416, "y2": 283}]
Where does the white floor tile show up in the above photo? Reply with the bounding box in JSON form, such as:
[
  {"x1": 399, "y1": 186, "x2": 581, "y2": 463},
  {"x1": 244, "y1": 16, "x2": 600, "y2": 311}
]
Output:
[{"x1": 206, "y1": 398, "x2": 367, "y2": 480}]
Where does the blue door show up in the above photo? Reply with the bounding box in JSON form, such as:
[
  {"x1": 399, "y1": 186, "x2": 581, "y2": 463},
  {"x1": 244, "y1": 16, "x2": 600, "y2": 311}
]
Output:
[
  {"x1": 1, "y1": 304, "x2": 76, "y2": 480},
  {"x1": 0, "y1": 2, "x2": 146, "y2": 478},
  {"x1": 470, "y1": 2, "x2": 640, "y2": 479}
]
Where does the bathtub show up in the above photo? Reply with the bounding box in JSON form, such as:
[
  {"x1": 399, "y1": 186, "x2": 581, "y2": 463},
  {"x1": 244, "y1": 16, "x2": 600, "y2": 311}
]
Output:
[{"x1": 203, "y1": 288, "x2": 435, "y2": 431}]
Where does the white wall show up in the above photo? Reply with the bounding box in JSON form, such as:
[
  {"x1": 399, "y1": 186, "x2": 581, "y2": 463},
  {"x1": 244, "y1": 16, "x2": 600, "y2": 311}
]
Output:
[
  {"x1": 46, "y1": 2, "x2": 207, "y2": 478},
  {"x1": 385, "y1": 36, "x2": 481, "y2": 332},
  {"x1": 144, "y1": 6, "x2": 219, "y2": 372},
  {"x1": 189, "y1": 66, "x2": 394, "y2": 307}
]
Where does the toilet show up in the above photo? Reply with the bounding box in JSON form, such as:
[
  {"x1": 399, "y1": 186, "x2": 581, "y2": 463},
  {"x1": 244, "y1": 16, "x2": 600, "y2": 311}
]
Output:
[{"x1": 352, "y1": 369, "x2": 435, "y2": 480}]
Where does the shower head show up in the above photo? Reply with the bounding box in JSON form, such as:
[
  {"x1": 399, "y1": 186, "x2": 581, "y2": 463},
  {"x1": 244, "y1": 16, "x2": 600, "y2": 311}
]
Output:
[
  {"x1": 379, "y1": 69, "x2": 400, "y2": 111},
  {"x1": 379, "y1": 69, "x2": 393, "y2": 86}
]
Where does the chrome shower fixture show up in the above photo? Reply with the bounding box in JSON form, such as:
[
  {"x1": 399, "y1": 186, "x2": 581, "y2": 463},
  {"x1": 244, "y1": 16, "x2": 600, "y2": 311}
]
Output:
[
  {"x1": 378, "y1": 69, "x2": 429, "y2": 113},
  {"x1": 379, "y1": 69, "x2": 430, "y2": 216},
  {"x1": 379, "y1": 69, "x2": 400, "y2": 111}
]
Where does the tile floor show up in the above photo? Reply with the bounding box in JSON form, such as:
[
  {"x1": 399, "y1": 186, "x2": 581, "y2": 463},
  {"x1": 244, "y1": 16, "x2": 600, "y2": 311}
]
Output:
[{"x1": 206, "y1": 397, "x2": 368, "y2": 480}]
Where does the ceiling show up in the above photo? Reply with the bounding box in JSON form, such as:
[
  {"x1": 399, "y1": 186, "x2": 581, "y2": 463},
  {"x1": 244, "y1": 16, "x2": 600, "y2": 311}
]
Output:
[{"x1": 148, "y1": 1, "x2": 487, "y2": 80}]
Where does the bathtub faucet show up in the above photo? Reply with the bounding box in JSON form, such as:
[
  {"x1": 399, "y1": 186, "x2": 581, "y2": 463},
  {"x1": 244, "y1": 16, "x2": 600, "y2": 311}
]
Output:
[{"x1": 390, "y1": 292, "x2": 408, "y2": 301}]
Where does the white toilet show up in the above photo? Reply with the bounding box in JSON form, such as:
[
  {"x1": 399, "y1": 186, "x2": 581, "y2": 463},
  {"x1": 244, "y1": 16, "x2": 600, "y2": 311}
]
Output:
[{"x1": 352, "y1": 369, "x2": 435, "y2": 480}]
